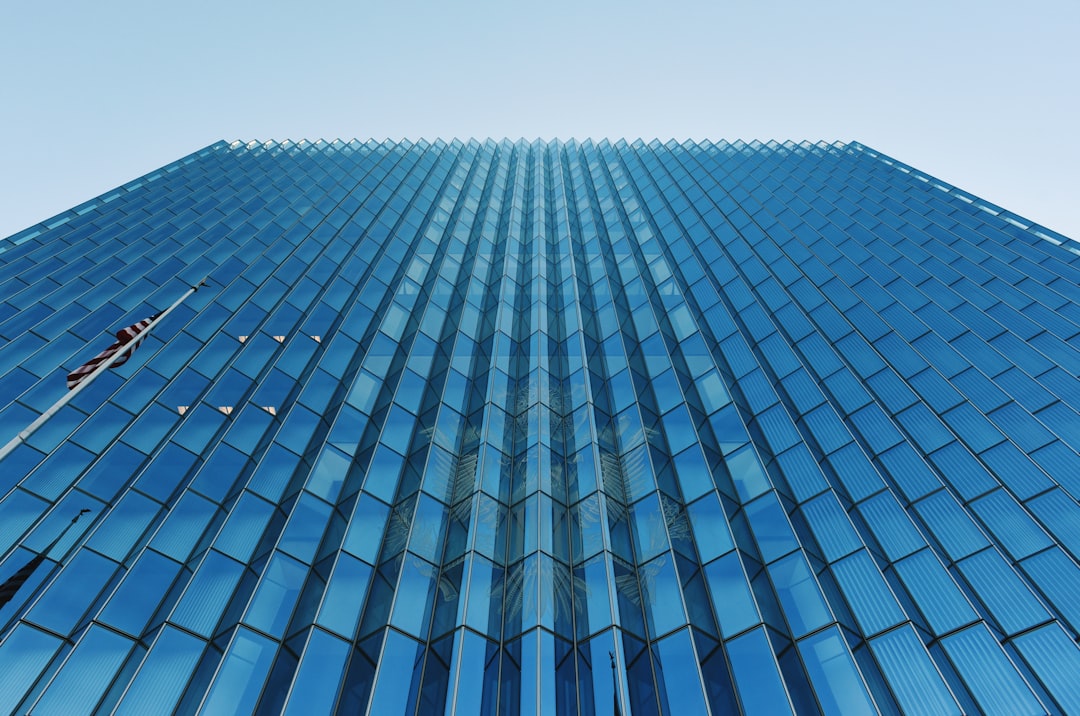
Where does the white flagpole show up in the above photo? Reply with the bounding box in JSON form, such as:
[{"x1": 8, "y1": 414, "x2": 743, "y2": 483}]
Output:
[{"x1": 0, "y1": 278, "x2": 209, "y2": 464}]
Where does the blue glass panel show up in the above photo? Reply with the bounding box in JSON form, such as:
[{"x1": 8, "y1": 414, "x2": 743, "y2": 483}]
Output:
[
  {"x1": 707, "y1": 404, "x2": 747, "y2": 454},
  {"x1": 774, "y1": 444, "x2": 829, "y2": 501},
  {"x1": 23, "y1": 442, "x2": 94, "y2": 500},
  {"x1": 26, "y1": 548, "x2": 116, "y2": 635},
  {"x1": 868, "y1": 625, "x2": 960, "y2": 715},
  {"x1": 639, "y1": 554, "x2": 686, "y2": 637},
  {"x1": 1027, "y1": 488, "x2": 1080, "y2": 559},
  {"x1": 149, "y1": 491, "x2": 218, "y2": 561},
  {"x1": 32, "y1": 625, "x2": 132, "y2": 714},
  {"x1": 86, "y1": 490, "x2": 160, "y2": 561},
  {"x1": 0, "y1": 488, "x2": 50, "y2": 556},
  {"x1": 652, "y1": 629, "x2": 710, "y2": 715},
  {"x1": 696, "y1": 370, "x2": 730, "y2": 414},
  {"x1": 279, "y1": 492, "x2": 333, "y2": 564},
  {"x1": 957, "y1": 548, "x2": 1049, "y2": 635},
  {"x1": 939, "y1": 624, "x2": 1043, "y2": 714},
  {"x1": 449, "y1": 630, "x2": 496, "y2": 715},
  {"x1": 744, "y1": 493, "x2": 798, "y2": 563},
  {"x1": 767, "y1": 552, "x2": 831, "y2": 637},
  {"x1": 704, "y1": 552, "x2": 759, "y2": 638},
  {"x1": 799, "y1": 493, "x2": 861, "y2": 561},
  {"x1": 317, "y1": 553, "x2": 373, "y2": 639},
  {"x1": 671, "y1": 445, "x2": 712, "y2": 502},
  {"x1": 390, "y1": 555, "x2": 438, "y2": 638},
  {"x1": 797, "y1": 627, "x2": 877, "y2": 715},
  {"x1": 132, "y1": 442, "x2": 198, "y2": 503},
  {"x1": 1021, "y1": 547, "x2": 1080, "y2": 632},
  {"x1": 970, "y1": 489, "x2": 1053, "y2": 560},
  {"x1": 686, "y1": 494, "x2": 734, "y2": 563},
  {"x1": 214, "y1": 491, "x2": 276, "y2": 562},
  {"x1": 171, "y1": 549, "x2": 245, "y2": 637},
  {"x1": 857, "y1": 492, "x2": 924, "y2": 560},
  {"x1": 115, "y1": 626, "x2": 204, "y2": 715},
  {"x1": 305, "y1": 445, "x2": 351, "y2": 502},
  {"x1": 726, "y1": 628, "x2": 795, "y2": 714},
  {"x1": 0, "y1": 624, "x2": 63, "y2": 716},
  {"x1": 726, "y1": 444, "x2": 770, "y2": 501},
  {"x1": 99, "y1": 549, "x2": 181, "y2": 636},
  {"x1": 912, "y1": 490, "x2": 989, "y2": 561},
  {"x1": 574, "y1": 555, "x2": 612, "y2": 640},
  {"x1": 365, "y1": 629, "x2": 424, "y2": 715},
  {"x1": 928, "y1": 441, "x2": 996, "y2": 501},
  {"x1": 409, "y1": 494, "x2": 448, "y2": 564},
  {"x1": 830, "y1": 551, "x2": 904, "y2": 636},
  {"x1": 200, "y1": 627, "x2": 277, "y2": 714},
  {"x1": 244, "y1": 551, "x2": 308, "y2": 637},
  {"x1": 283, "y1": 629, "x2": 350, "y2": 714},
  {"x1": 342, "y1": 493, "x2": 390, "y2": 564},
  {"x1": 825, "y1": 443, "x2": 885, "y2": 502},
  {"x1": 661, "y1": 405, "x2": 696, "y2": 454},
  {"x1": 878, "y1": 443, "x2": 940, "y2": 502},
  {"x1": 248, "y1": 443, "x2": 302, "y2": 502},
  {"x1": 629, "y1": 494, "x2": 669, "y2": 563},
  {"x1": 893, "y1": 549, "x2": 977, "y2": 636},
  {"x1": 1012, "y1": 624, "x2": 1080, "y2": 715},
  {"x1": 363, "y1": 445, "x2": 405, "y2": 503},
  {"x1": 464, "y1": 554, "x2": 504, "y2": 637}
]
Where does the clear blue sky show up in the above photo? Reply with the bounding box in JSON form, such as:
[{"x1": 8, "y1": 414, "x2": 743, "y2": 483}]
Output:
[{"x1": 2, "y1": 0, "x2": 1077, "y2": 240}]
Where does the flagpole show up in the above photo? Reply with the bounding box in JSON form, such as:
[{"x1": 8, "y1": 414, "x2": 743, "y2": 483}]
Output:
[
  {"x1": 0, "y1": 509, "x2": 91, "y2": 610},
  {"x1": 610, "y1": 651, "x2": 623, "y2": 716},
  {"x1": 42, "y1": 508, "x2": 92, "y2": 557},
  {"x1": 0, "y1": 278, "x2": 208, "y2": 464}
]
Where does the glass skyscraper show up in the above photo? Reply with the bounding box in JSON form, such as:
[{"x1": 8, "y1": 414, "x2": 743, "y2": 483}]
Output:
[{"x1": 0, "y1": 138, "x2": 1078, "y2": 715}]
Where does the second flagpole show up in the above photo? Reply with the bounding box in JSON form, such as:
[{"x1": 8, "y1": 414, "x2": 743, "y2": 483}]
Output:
[{"x1": 0, "y1": 277, "x2": 209, "y2": 464}]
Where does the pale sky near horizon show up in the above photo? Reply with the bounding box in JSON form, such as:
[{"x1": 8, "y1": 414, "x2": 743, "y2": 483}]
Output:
[{"x1": 1, "y1": 0, "x2": 1077, "y2": 241}]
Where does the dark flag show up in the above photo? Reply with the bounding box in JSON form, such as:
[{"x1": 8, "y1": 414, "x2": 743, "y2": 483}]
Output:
[
  {"x1": 0, "y1": 552, "x2": 47, "y2": 610},
  {"x1": 66, "y1": 313, "x2": 161, "y2": 389},
  {"x1": 0, "y1": 509, "x2": 90, "y2": 610}
]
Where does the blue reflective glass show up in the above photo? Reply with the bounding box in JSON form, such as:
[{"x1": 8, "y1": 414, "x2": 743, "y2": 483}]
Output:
[
  {"x1": 31, "y1": 625, "x2": 132, "y2": 714},
  {"x1": 940, "y1": 624, "x2": 1043, "y2": 714},
  {"x1": 244, "y1": 551, "x2": 308, "y2": 637},
  {"x1": 687, "y1": 493, "x2": 734, "y2": 563},
  {"x1": 171, "y1": 549, "x2": 245, "y2": 637},
  {"x1": 0, "y1": 624, "x2": 62, "y2": 715},
  {"x1": 797, "y1": 627, "x2": 877, "y2": 715},
  {"x1": 115, "y1": 626, "x2": 204, "y2": 716},
  {"x1": 704, "y1": 552, "x2": 759, "y2": 638},
  {"x1": 653, "y1": 629, "x2": 710, "y2": 714},
  {"x1": 726, "y1": 444, "x2": 769, "y2": 501},
  {"x1": 26, "y1": 548, "x2": 116, "y2": 634},
  {"x1": 283, "y1": 629, "x2": 350, "y2": 714},
  {"x1": 744, "y1": 493, "x2": 798, "y2": 563},
  {"x1": 200, "y1": 627, "x2": 277, "y2": 714},
  {"x1": 726, "y1": 628, "x2": 795, "y2": 714},
  {"x1": 767, "y1": 552, "x2": 832, "y2": 637},
  {"x1": 99, "y1": 549, "x2": 181, "y2": 635},
  {"x1": 2, "y1": 139, "x2": 1079, "y2": 713},
  {"x1": 1012, "y1": 624, "x2": 1080, "y2": 714},
  {"x1": 830, "y1": 551, "x2": 904, "y2": 636}
]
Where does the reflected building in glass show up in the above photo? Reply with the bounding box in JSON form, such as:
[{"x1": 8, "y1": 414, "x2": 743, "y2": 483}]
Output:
[{"x1": 1, "y1": 138, "x2": 1079, "y2": 714}]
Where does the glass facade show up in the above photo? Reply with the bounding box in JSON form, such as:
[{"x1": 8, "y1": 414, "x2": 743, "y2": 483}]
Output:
[{"x1": 0, "y1": 138, "x2": 1079, "y2": 714}]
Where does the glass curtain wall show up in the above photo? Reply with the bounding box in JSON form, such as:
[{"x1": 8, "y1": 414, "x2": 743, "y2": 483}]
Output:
[{"x1": 0, "y1": 138, "x2": 1078, "y2": 714}]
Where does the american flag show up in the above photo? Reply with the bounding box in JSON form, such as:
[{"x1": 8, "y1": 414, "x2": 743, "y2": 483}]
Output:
[{"x1": 66, "y1": 313, "x2": 160, "y2": 390}]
